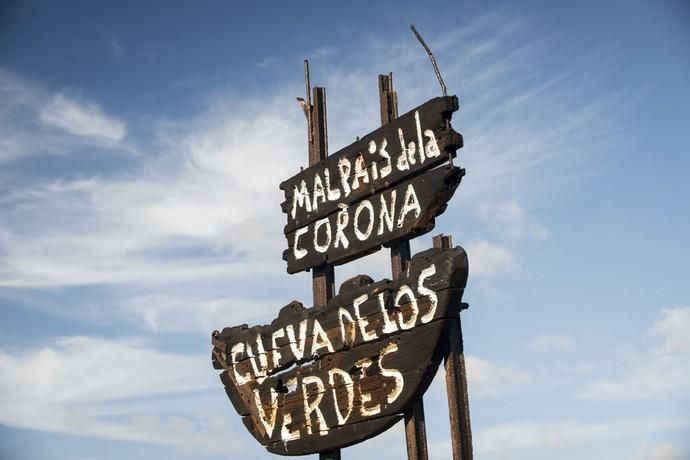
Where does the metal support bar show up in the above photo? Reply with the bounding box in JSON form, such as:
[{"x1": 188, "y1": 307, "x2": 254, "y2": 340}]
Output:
[
  {"x1": 380, "y1": 73, "x2": 429, "y2": 460},
  {"x1": 434, "y1": 234, "x2": 473, "y2": 460}
]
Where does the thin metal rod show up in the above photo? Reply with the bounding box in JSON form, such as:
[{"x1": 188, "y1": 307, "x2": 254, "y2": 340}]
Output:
[
  {"x1": 304, "y1": 60, "x2": 313, "y2": 146},
  {"x1": 410, "y1": 24, "x2": 448, "y2": 97}
]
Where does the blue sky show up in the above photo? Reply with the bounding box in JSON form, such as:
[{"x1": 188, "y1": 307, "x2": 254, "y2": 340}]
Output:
[{"x1": 1, "y1": 1, "x2": 689, "y2": 459}]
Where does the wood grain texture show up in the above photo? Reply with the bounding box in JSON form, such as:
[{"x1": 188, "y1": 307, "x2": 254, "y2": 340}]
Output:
[
  {"x1": 280, "y1": 96, "x2": 462, "y2": 234},
  {"x1": 283, "y1": 165, "x2": 464, "y2": 274},
  {"x1": 212, "y1": 246, "x2": 469, "y2": 455}
]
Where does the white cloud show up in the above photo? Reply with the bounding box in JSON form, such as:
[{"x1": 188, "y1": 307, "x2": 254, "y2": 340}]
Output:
[
  {"x1": 39, "y1": 92, "x2": 126, "y2": 141},
  {"x1": 466, "y1": 355, "x2": 533, "y2": 397},
  {"x1": 637, "y1": 443, "x2": 687, "y2": 460},
  {"x1": 476, "y1": 199, "x2": 548, "y2": 240},
  {"x1": 650, "y1": 307, "x2": 690, "y2": 354},
  {"x1": 580, "y1": 307, "x2": 690, "y2": 401},
  {"x1": 475, "y1": 420, "x2": 568, "y2": 451},
  {"x1": 465, "y1": 240, "x2": 518, "y2": 276},
  {"x1": 1, "y1": 17, "x2": 611, "y2": 293},
  {"x1": 105, "y1": 33, "x2": 123, "y2": 58},
  {"x1": 0, "y1": 97, "x2": 300, "y2": 287},
  {"x1": 0, "y1": 336, "x2": 211, "y2": 410},
  {"x1": 529, "y1": 334, "x2": 575, "y2": 352},
  {"x1": 474, "y1": 418, "x2": 690, "y2": 454},
  {"x1": 0, "y1": 336, "x2": 244, "y2": 452},
  {"x1": 0, "y1": 14, "x2": 617, "y2": 382},
  {"x1": 0, "y1": 70, "x2": 132, "y2": 163},
  {"x1": 121, "y1": 293, "x2": 279, "y2": 334}
]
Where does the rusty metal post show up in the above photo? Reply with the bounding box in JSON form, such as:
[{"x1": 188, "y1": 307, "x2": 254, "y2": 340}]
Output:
[
  {"x1": 433, "y1": 234, "x2": 473, "y2": 460},
  {"x1": 379, "y1": 73, "x2": 429, "y2": 460}
]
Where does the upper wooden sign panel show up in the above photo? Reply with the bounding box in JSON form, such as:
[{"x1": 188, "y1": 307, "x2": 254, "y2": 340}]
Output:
[{"x1": 280, "y1": 96, "x2": 463, "y2": 273}]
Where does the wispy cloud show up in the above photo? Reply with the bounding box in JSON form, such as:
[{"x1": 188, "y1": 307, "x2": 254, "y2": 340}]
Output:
[
  {"x1": 529, "y1": 334, "x2": 575, "y2": 353},
  {"x1": 0, "y1": 16, "x2": 624, "y2": 449},
  {"x1": 105, "y1": 33, "x2": 123, "y2": 59},
  {"x1": 580, "y1": 307, "x2": 690, "y2": 401},
  {"x1": 0, "y1": 336, "x2": 242, "y2": 452},
  {"x1": 474, "y1": 418, "x2": 690, "y2": 454},
  {"x1": 637, "y1": 443, "x2": 687, "y2": 460},
  {"x1": 650, "y1": 307, "x2": 690, "y2": 354},
  {"x1": 40, "y1": 92, "x2": 126, "y2": 141},
  {"x1": 475, "y1": 199, "x2": 548, "y2": 240},
  {"x1": 466, "y1": 355, "x2": 533, "y2": 397},
  {"x1": 0, "y1": 70, "x2": 129, "y2": 163},
  {"x1": 465, "y1": 240, "x2": 519, "y2": 276}
]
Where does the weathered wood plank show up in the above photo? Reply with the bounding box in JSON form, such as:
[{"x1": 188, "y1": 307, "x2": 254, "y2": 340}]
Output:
[
  {"x1": 238, "y1": 319, "x2": 452, "y2": 452},
  {"x1": 280, "y1": 96, "x2": 462, "y2": 234},
  {"x1": 212, "y1": 246, "x2": 469, "y2": 456},
  {"x1": 267, "y1": 416, "x2": 403, "y2": 456},
  {"x1": 283, "y1": 165, "x2": 464, "y2": 274},
  {"x1": 217, "y1": 247, "x2": 468, "y2": 375}
]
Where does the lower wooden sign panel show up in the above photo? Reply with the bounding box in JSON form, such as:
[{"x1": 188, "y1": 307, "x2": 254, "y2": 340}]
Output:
[{"x1": 212, "y1": 246, "x2": 469, "y2": 455}]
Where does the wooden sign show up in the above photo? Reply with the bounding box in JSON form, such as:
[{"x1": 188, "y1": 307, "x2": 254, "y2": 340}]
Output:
[
  {"x1": 280, "y1": 96, "x2": 463, "y2": 274},
  {"x1": 212, "y1": 246, "x2": 468, "y2": 455},
  {"x1": 284, "y1": 165, "x2": 464, "y2": 274}
]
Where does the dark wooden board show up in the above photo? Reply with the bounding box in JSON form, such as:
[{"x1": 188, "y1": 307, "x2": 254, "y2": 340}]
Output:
[
  {"x1": 212, "y1": 246, "x2": 469, "y2": 455},
  {"x1": 280, "y1": 96, "x2": 462, "y2": 234},
  {"x1": 267, "y1": 415, "x2": 403, "y2": 456},
  {"x1": 283, "y1": 165, "x2": 464, "y2": 274},
  {"x1": 253, "y1": 319, "x2": 451, "y2": 453}
]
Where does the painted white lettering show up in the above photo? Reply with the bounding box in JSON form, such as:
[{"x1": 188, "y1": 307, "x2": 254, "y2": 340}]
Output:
[
  {"x1": 354, "y1": 200, "x2": 374, "y2": 241},
  {"x1": 334, "y1": 206, "x2": 350, "y2": 249},
  {"x1": 378, "y1": 190, "x2": 396, "y2": 236},
  {"x1": 302, "y1": 376, "x2": 328, "y2": 435},
  {"x1": 424, "y1": 129, "x2": 441, "y2": 158},
  {"x1": 353, "y1": 293, "x2": 377, "y2": 342},
  {"x1": 293, "y1": 227, "x2": 309, "y2": 260},
  {"x1": 313, "y1": 218, "x2": 332, "y2": 254},
  {"x1": 324, "y1": 168, "x2": 341, "y2": 201},
  {"x1": 270, "y1": 328, "x2": 285, "y2": 368},
  {"x1": 280, "y1": 377, "x2": 300, "y2": 441},
  {"x1": 379, "y1": 342, "x2": 404, "y2": 404},
  {"x1": 338, "y1": 307, "x2": 356, "y2": 346},
  {"x1": 378, "y1": 292, "x2": 398, "y2": 334},
  {"x1": 418, "y1": 264, "x2": 438, "y2": 323},
  {"x1": 253, "y1": 387, "x2": 279, "y2": 436},
  {"x1": 246, "y1": 336, "x2": 268, "y2": 383},
  {"x1": 379, "y1": 137, "x2": 392, "y2": 178},
  {"x1": 337, "y1": 158, "x2": 352, "y2": 197},
  {"x1": 328, "y1": 368, "x2": 354, "y2": 426},
  {"x1": 310, "y1": 319, "x2": 335, "y2": 356},
  {"x1": 397, "y1": 184, "x2": 421, "y2": 228},
  {"x1": 291, "y1": 180, "x2": 312, "y2": 219},
  {"x1": 280, "y1": 411, "x2": 299, "y2": 441},
  {"x1": 396, "y1": 128, "x2": 409, "y2": 171},
  {"x1": 356, "y1": 358, "x2": 381, "y2": 416},
  {"x1": 415, "y1": 110, "x2": 426, "y2": 163},
  {"x1": 407, "y1": 141, "x2": 417, "y2": 165},
  {"x1": 312, "y1": 173, "x2": 326, "y2": 211},
  {"x1": 352, "y1": 154, "x2": 370, "y2": 190},
  {"x1": 285, "y1": 319, "x2": 309, "y2": 361},
  {"x1": 395, "y1": 285, "x2": 419, "y2": 330},
  {"x1": 368, "y1": 140, "x2": 379, "y2": 180},
  {"x1": 230, "y1": 342, "x2": 250, "y2": 385}
]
